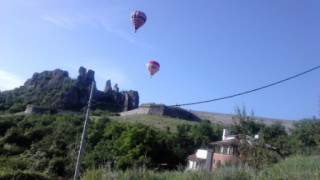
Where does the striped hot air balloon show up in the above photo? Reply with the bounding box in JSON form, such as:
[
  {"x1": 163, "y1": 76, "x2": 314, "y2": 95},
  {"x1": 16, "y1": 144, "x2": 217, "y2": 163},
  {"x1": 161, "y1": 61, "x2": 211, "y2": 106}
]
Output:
[
  {"x1": 146, "y1": 61, "x2": 160, "y2": 77},
  {"x1": 131, "y1": 11, "x2": 147, "y2": 33}
]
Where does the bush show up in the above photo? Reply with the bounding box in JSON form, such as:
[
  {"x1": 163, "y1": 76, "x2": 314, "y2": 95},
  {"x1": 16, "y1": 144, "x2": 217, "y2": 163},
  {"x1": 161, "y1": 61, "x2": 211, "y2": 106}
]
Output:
[
  {"x1": 0, "y1": 156, "x2": 28, "y2": 171},
  {"x1": 0, "y1": 118, "x2": 16, "y2": 136},
  {"x1": 47, "y1": 157, "x2": 66, "y2": 177},
  {"x1": 3, "y1": 127, "x2": 30, "y2": 147},
  {"x1": 258, "y1": 155, "x2": 320, "y2": 180},
  {"x1": 92, "y1": 109, "x2": 105, "y2": 116},
  {"x1": 0, "y1": 170, "x2": 50, "y2": 180},
  {"x1": 8, "y1": 103, "x2": 26, "y2": 113}
]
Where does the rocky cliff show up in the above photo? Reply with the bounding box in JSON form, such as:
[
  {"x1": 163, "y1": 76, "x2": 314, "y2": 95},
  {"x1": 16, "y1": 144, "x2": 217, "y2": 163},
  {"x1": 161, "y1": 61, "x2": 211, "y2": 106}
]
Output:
[{"x1": 1, "y1": 66, "x2": 139, "y2": 112}]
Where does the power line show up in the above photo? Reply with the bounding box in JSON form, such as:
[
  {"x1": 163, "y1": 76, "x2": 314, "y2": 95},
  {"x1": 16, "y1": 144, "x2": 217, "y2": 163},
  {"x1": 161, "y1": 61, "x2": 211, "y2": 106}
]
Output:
[{"x1": 171, "y1": 65, "x2": 320, "y2": 107}]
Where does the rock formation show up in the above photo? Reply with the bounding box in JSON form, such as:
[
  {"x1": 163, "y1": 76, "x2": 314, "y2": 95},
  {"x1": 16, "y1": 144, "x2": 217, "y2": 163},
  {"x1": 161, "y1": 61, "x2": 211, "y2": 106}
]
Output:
[
  {"x1": 24, "y1": 69, "x2": 70, "y2": 90},
  {"x1": 4, "y1": 66, "x2": 139, "y2": 112},
  {"x1": 113, "y1": 84, "x2": 119, "y2": 93},
  {"x1": 123, "y1": 91, "x2": 139, "y2": 111},
  {"x1": 104, "y1": 80, "x2": 112, "y2": 93},
  {"x1": 61, "y1": 66, "x2": 139, "y2": 111}
]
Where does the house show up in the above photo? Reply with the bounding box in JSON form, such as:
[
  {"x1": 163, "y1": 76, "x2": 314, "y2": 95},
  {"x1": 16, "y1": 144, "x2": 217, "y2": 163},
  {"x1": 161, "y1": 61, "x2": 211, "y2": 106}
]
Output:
[
  {"x1": 210, "y1": 129, "x2": 242, "y2": 168},
  {"x1": 187, "y1": 129, "x2": 252, "y2": 170},
  {"x1": 186, "y1": 149, "x2": 210, "y2": 170}
]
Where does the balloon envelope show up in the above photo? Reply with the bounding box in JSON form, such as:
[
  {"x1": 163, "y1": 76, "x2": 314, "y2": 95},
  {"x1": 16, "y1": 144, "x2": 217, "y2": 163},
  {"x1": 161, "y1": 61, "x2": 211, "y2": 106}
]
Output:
[
  {"x1": 146, "y1": 61, "x2": 160, "y2": 76},
  {"x1": 131, "y1": 11, "x2": 147, "y2": 32}
]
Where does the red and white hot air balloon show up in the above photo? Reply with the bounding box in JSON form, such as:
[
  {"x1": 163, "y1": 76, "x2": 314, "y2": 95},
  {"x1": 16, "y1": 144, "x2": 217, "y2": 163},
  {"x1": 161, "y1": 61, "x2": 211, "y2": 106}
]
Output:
[
  {"x1": 146, "y1": 61, "x2": 160, "y2": 77},
  {"x1": 131, "y1": 11, "x2": 147, "y2": 33}
]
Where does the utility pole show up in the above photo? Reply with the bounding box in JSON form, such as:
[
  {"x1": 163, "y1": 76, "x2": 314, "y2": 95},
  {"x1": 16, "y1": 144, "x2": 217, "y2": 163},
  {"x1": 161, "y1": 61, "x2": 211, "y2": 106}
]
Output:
[{"x1": 73, "y1": 81, "x2": 94, "y2": 180}]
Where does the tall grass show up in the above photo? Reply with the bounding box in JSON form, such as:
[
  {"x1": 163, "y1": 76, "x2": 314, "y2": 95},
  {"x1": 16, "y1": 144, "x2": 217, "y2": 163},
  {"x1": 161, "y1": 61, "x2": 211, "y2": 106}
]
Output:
[
  {"x1": 81, "y1": 166, "x2": 254, "y2": 180},
  {"x1": 0, "y1": 170, "x2": 51, "y2": 180},
  {"x1": 257, "y1": 155, "x2": 320, "y2": 180},
  {"x1": 81, "y1": 155, "x2": 320, "y2": 180}
]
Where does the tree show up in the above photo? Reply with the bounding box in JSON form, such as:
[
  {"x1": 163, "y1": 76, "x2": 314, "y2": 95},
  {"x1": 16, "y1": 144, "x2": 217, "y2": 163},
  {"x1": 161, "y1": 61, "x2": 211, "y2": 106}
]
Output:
[
  {"x1": 84, "y1": 122, "x2": 180, "y2": 170},
  {"x1": 231, "y1": 105, "x2": 263, "y2": 136},
  {"x1": 232, "y1": 105, "x2": 274, "y2": 170},
  {"x1": 261, "y1": 122, "x2": 288, "y2": 156},
  {"x1": 190, "y1": 120, "x2": 214, "y2": 147},
  {"x1": 290, "y1": 117, "x2": 320, "y2": 155},
  {"x1": 8, "y1": 103, "x2": 26, "y2": 113},
  {"x1": 245, "y1": 134, "x2": 273, "y2": 170}
]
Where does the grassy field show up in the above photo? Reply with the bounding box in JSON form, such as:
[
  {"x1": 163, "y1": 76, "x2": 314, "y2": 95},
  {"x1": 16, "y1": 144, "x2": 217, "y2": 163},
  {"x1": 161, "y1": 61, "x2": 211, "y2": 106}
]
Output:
[
  {"x1": 107, "y1": 114, "x2": 199, "y2": 132},
  {"x1": 257, "y1": 155, "x2": 320, "y2": 180},
  {"x1": 81, "y1": 155, "x2": 320, "y2": 180}
]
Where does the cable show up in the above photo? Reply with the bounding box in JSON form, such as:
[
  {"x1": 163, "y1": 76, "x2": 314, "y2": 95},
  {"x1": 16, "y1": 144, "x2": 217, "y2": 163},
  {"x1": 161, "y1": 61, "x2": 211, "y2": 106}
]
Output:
[{"x1": 171, "y1": 65, "x2": 320, "y2": 107}]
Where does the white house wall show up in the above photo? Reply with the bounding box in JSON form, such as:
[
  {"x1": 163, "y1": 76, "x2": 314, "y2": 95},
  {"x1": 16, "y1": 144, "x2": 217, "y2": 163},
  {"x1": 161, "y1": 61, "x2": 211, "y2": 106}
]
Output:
[{"x1": 196, "y1": 149, "x2": 208, "y2": 159}]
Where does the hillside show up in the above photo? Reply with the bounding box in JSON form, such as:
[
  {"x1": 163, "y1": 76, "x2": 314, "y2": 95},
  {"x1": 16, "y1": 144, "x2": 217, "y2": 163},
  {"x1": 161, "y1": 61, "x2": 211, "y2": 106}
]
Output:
[
  {"x1": 190, "y1": 110, "x2": 294, "y2": 132},
  {"x1": 109, "y1": 114, "x2": 198, "y2": 132},
  {"x1": 0, "y1": 66, "x2": 294, "y2": 134},
  {"x1": 0, "y1": 67, "x2": 139, "y2": 113},
  {"x1": 1, "y1": 111, "x2": 319, "y2": 179},
  {"x1": 0, "y1": 113, "x2": 223, "y2": 179},
  {"x1": 119, "y1": 103, "x2": 294, "y2": 132}
]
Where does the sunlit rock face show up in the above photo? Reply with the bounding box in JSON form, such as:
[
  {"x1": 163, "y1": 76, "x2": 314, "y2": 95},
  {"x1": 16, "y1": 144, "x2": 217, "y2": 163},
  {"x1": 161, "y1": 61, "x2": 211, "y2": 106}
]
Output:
[{"x1": 7, "y1": 66, "x2": 139, "y2": 112}]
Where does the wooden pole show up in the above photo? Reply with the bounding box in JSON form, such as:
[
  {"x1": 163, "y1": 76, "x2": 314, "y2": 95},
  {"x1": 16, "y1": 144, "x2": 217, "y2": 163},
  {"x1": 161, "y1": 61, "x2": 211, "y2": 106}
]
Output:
[{"x1": 73, "y1": 81, "x2": 94, "y2": 180}]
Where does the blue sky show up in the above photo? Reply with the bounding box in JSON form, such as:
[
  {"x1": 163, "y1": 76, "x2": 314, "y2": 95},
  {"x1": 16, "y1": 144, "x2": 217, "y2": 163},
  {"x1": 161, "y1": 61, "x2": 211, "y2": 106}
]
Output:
[{"x1": 1, "y1": 0, "x2": 319, "y2": 120}]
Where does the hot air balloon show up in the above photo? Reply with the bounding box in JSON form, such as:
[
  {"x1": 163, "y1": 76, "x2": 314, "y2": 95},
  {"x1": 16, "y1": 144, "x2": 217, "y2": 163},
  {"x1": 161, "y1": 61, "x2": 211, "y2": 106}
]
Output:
[
  {"x1": 146, "y1": 61, "x2": 160, "y2": 77},
  {"x1": 131, "y1": 11, "x2": 147, "y2": 33}
]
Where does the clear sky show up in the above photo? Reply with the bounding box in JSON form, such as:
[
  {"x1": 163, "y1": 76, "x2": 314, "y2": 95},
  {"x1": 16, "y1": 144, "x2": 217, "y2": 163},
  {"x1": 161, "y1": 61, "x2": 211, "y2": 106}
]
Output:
[{"x1": 1, "y1": 0, "x2": 319, "y2": 120}]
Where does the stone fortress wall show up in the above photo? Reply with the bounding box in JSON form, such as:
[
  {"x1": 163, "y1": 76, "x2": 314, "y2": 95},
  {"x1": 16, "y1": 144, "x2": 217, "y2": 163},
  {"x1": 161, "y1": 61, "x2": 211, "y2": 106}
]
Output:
[
  {"x1": 24, "y1": 103, "x2": 294, "y2": 132},
  {"x1": 120, "y1": 103, "x2": 200, "y2": 121},
  {"x1": 120, "y1": 103, "x2": 294, "y2": 131}
]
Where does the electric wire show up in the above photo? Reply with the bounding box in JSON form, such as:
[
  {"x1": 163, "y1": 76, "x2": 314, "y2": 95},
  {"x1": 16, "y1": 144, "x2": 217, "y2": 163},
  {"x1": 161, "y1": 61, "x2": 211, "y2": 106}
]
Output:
[{"x1": 171, "y1": 65, "x2": 320, "y2": 107}]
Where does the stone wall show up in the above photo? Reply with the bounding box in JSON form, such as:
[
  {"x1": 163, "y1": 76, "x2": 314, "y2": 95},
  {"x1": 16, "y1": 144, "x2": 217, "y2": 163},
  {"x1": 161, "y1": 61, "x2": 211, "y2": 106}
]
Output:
[
  {"x1": 120, "y1": 104, "x2": 294, "y2": 132},
  {"x1": 190, "y1": 110, "x2": 294, "y2": 132},
  {"x1": 120, "y1": 103, "x2": 200, "y2": 121},
  {"x1": 24, "y1": 105, "x2": 75, "y2": 115},
  {"x1": 25, "y1": 105, "x2": 55, "y2": 114},
  {"x1": 163, "y1": 106, "x2": 199, "y2": 120}
]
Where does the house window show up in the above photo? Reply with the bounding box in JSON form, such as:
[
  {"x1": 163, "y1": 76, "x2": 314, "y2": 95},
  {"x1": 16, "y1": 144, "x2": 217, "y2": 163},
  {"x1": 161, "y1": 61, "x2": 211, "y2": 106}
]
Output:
[
  {"x1": 214, "y1": 146, "x2": 221, "y2": 153},
  {"x1": 220, "y1": 146, "x2": 224, "y2": 154},
  {"x1": 223, "y1": 146, "x2": 228, "y2": 154},
  {"x1": 234, "y1": 148, "x2": 240, "y2": 156},
  {"x1": 228, "y1": 147, "x2": 234, "y2": 155}
]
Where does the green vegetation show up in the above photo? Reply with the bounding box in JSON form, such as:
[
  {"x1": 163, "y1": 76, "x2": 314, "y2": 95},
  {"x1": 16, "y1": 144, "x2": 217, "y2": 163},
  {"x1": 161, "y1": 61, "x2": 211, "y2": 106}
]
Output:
[
  {"x1": 0, "y1": 76, "x2": 76, "y2": 114},
  {"x1": 0, "y1": 107, "x2": 319, "y2": 179},
  {"x1": 109, "y1": 114, "x2": 199, "y2": 132},
  {"x1": 81, "y1": 155, "x2": 320, "y2": 180},
  {"x1": 0, "y1": 113, "x2": 223, "y2": 178},
  {"x1": 258, "y1": 155, "x2": 320, "y2": 180},
  {"x1": 230, "y1": 106, "x2": 320, "y2": 171}
]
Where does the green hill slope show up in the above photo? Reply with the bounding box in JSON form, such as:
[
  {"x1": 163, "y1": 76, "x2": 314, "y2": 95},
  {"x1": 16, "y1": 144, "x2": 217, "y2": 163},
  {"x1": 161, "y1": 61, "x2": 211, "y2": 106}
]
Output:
[
  {"x1": 108, "y1": 114, "x2": 198, "y2": 132},
  {"x1": 0, "y1": 113, "x2": 221, "y2": 179}
]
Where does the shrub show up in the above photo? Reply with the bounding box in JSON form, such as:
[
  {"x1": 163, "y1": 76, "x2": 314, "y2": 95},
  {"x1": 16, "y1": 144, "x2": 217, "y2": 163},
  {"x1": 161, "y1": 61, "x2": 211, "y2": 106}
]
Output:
[
  {"x1": 92, "y1": 109, "x2": 104, "y2": 116},
  {"x1": 8, "y1": 103, "x2": 26, "y2": 113},
  {"x1": 0, "y1": 118, "x2": 16, "y2": 136},
  {"x1": 0, "y1": 170, "x2": 50, "y2": 180},
  {"x1": 47, "y1": 157, "x2": 66, "y2": 177},
  {"x1": 258, "y1": 155, "x2": 320, "y2": 180},
  {"x1": 0, "y1": 156, "x2": 28, "y2": 171}
]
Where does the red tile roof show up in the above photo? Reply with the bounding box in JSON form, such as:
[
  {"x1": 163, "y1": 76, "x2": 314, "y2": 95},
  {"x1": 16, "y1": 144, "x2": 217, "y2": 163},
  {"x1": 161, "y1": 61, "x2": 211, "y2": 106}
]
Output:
[
  {"x1": 187, "y1": 154, "x2": 206, "y2": 162},
  {"x1": 210, "y1": 138, "x2": 240, "y2": 146}
]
